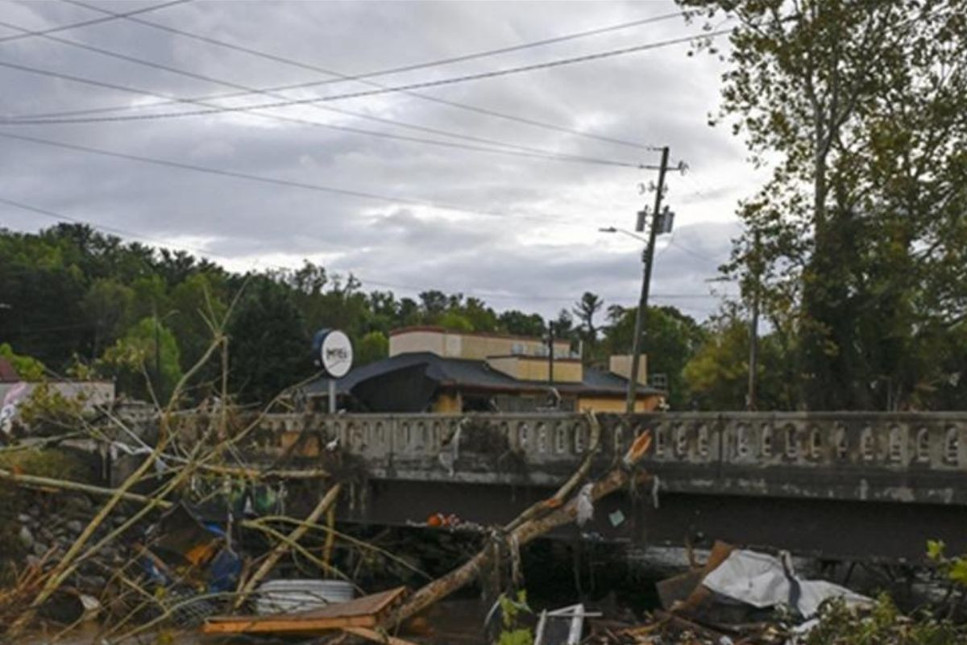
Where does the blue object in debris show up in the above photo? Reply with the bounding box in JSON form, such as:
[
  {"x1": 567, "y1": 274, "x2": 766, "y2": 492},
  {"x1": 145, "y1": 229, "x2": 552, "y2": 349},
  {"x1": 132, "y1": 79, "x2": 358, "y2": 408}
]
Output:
[{"x1": 208, "y1": 548, "x2": 243, "y2": 593}]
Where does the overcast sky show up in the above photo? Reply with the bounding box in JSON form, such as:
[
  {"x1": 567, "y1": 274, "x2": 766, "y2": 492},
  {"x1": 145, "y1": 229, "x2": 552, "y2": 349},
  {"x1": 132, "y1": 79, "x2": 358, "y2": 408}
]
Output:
[{"x1": 0, "y1": 0, "x2": 763, "y2": 321}]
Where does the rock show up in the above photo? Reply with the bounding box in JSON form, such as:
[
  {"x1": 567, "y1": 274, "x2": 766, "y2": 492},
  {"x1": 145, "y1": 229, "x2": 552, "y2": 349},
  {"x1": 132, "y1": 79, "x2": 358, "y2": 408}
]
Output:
[
  {"x1": 64, "y1": 495, "x2": 94, "y2": 513},
  {"x1": 76, "y1": 574, "x2": 107, "y2": 592},
  {"x1": 33, "y1": 541, "x2": 49, "y2": 557},
  {"x1": 66, "y1": 520, "x2": 85, "y2": 534},
  {"x1": 18, "y1": 513, "x2": 31, "y2": 524},
  {"x1": 18, "y1": 525, "x2": 34, "y2": 549},
  {"x1": 25, "y1": 555, "x2": 42, "y2": 569}
]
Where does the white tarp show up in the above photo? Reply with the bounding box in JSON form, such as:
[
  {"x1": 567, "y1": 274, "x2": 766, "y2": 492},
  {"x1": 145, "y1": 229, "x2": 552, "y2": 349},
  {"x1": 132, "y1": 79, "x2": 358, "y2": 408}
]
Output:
[{"x1": 702, "y1": 549, "x2": 872, "y2": 618}]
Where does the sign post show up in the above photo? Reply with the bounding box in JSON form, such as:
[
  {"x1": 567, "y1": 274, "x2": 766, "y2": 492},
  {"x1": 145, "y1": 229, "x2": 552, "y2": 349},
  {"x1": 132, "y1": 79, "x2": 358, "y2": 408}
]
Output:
[{"x1": 312, "y1": 329, "x2": 353, "y2": 414}]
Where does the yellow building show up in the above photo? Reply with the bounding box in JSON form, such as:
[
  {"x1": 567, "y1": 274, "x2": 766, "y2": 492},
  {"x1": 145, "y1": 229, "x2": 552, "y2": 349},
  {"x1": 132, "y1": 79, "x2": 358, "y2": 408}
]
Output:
[{"x1": 307, "y1": 327, "x2": 664, "y2": 414}]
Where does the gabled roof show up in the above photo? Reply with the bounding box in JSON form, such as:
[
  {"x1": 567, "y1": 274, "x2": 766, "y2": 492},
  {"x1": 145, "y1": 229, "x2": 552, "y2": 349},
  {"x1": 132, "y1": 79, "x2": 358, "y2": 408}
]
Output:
[{"x1": 303, "y1": 352, "x2": 662, "y2": 412}]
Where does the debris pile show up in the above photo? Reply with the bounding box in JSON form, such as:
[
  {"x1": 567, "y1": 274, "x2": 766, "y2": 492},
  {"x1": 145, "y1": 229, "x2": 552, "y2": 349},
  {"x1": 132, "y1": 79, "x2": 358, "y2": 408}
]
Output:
[
  {"x1": 1, "y1": 389, "x2": 963, "y2": 644},
  {"x1": 0, "y1": 405, "x2": 665, "y2": 642},
  {"x1": 580, "y1": 541, "x2": 967, "y2": 645}
]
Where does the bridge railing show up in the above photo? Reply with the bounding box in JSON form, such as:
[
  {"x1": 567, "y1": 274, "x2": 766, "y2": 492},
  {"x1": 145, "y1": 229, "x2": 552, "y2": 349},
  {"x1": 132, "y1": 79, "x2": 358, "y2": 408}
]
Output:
[{"x1": 248, "y1": 411, "x2": 966, "y2": 472}]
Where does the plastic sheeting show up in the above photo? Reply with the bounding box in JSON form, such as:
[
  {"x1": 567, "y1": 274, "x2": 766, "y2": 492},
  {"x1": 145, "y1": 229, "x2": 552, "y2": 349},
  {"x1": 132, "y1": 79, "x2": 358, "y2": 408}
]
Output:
[{"x1": 702, "y1": 549, "x2": 872, "y2": 618}]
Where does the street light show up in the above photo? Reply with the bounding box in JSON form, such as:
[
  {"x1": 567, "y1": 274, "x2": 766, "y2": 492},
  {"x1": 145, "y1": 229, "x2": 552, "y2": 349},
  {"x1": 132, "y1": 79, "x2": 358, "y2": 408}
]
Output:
[{"x1": 598, "y1": 226, "x2": 648, "y2": 244}]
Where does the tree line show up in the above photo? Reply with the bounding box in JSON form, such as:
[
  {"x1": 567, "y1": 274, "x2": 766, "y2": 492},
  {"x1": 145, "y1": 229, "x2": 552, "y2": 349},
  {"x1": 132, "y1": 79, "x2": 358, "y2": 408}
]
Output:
[{"x1": 0, "y1": 223, "x2": 725, "y2": 408}]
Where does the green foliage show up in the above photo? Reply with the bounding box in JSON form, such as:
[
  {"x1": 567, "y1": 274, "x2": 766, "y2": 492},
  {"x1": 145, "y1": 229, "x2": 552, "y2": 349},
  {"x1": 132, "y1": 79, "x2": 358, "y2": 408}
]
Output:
[
  {"x1": 804, "y1": 594, "x2": 961, "y2": 645},
  {"x1": 0, "y1": 344, "x2": 45, "y2": 381},
  {"x1": 80, "y1": 278, "x2": 133, "y2": 356},
  {"x1": 602, "y1": 305, "x2": 706, "y2": 409},
  {"x1": 226, "y1": 278, "x2": 311, "y2": 404},
  {"x1": 682, "y1": 304, "x2": 798, "y2": 410},
  {"x1": 17, "y1": 381, "x2": 87, "y2": 429},
  {"x1": 496, "y1": 590, "x2": 533, "y2": 645},
  {"x1": 499, "y1": 310, "x2": 546, "y2": 337},
  {"x1": 100, "y1": 317, "x2": 183, "y2": 402},
  {"x1": 684, "y1": 0, "x2": 967, "y2": 410},
  {"x1": 438, "y1": 311, "x2": 474, "y2": 332},
  {"x1": 355, "y1": 331, "x2": 389, "y2": 366},
  {"x1": 926, "y1": 540, "x2": 967, "y2": 589}
]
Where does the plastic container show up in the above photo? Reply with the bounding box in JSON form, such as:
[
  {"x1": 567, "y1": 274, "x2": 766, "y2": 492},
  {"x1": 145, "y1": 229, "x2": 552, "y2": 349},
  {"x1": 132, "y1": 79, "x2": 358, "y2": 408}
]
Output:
[{"x1": 255, "y1": 579, "x2": 355, "y2": 615}]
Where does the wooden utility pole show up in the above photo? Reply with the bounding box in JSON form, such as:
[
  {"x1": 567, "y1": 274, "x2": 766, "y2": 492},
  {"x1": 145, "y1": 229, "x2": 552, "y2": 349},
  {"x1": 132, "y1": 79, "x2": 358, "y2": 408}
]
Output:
[
  {"x1": 626, "y1": 146, "x2": 670, "y2": 414},
  {"x1": 547, "y1": 322, "x2": 555, "y2": 386}
]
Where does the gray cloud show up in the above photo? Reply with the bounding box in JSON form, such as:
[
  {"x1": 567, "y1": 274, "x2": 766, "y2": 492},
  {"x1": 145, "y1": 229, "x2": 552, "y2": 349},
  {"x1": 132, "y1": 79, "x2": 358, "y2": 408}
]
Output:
[{"x1": 0, "y1": 0, "x2": 756, "y2": 321}]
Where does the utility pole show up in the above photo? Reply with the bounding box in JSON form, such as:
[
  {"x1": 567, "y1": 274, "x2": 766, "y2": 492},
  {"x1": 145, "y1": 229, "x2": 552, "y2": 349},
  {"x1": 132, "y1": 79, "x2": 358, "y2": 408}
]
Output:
[
  {"x1": 547, "y1": 321, "x2": 555, "y2": 386},
  {"x1": 747, "y1": 230, "x2": 761, "y2": 411},
  {"x1": 626, "y1": 146, "x2": 670, "y2": 414}
]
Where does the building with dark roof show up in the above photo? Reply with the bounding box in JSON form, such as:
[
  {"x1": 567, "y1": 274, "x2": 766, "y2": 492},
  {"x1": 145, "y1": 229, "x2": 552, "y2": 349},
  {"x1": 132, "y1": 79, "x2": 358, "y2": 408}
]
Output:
[{"x1": 304, "y1": 327, "x2": 664, "y2": 414}]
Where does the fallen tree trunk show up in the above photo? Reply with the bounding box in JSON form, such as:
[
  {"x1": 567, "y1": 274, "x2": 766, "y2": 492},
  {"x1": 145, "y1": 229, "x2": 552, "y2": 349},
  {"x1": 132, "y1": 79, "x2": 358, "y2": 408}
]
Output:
[
  {"x1": 503, "y1": 411, "x2": 602, "y2": 533},
  {"x1": 383, "y1": 429, "x2": 653, "y2": 628},
  {"x1": 0, "y1": 467, "x2": 173, "y2": 508}
]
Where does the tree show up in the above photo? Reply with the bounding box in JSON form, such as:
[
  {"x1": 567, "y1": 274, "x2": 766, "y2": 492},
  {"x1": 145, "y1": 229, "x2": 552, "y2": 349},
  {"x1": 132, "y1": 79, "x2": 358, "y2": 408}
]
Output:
[
  {"x1": 459, "y1": 297, "x2": 499, "y2": 333},
  {"x1": 572, "y1": 292, "x2": 603, "y2": 357},
  {"x1": 603, "y1": 305, "x2": 706, "y2": 409},
  {"x1": 498, "y1": 310, "x2": 546, "y2": 337},
  {"x1": 684, "y1": 0, "x2": 967, "y2": 409},
  {"x1": 226, "y1": 278, "x2": 311, "y2": 404},
  {"x1": 683, "y1": 302, "x2": 800, "y2": 411},
  {"x1": 438, "y1": 311, "x2": 474, "y2": 332},
  {"x1": 100, "y1": 317, "x2": 182, "y2": 402},
  {"x1": 81, "y1": 279, "x2": 133, "y2": 358},
  {"x1": 418, "y1": 290, "x2": 449, "y2": 321},
  {"x1": 167, "y1": 272, "x2": 227, "y2": 372},
  {"x1": 397, "y1": 298, "x2": 422, "y2": 327},
  {"x1": 548, "y1": 310, "x2": 575, "y2": 353},
  {"x1": 355, "y1": 331, "x2": 389, "y2": 366}
]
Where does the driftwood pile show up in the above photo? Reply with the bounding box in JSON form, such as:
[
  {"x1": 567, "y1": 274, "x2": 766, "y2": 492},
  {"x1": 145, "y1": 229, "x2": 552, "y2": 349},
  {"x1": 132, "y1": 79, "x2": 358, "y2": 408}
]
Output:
[{"x1": 0, "y1": 360, "x2": 657, "y2": 645}]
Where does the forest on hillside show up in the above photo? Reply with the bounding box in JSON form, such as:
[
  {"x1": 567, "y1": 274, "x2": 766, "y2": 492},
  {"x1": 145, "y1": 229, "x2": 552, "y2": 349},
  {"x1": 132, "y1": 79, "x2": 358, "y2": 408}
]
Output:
[
  {"x1": 1, "y1": 223, "x2": 745, "y2": 409},
  {"x1": 5, "y1": 218, "x2": 965, "y2": 411}
]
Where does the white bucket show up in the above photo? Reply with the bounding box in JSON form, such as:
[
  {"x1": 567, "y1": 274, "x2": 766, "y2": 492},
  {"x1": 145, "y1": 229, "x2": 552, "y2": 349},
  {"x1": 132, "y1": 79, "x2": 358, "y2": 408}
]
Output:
[{"x1": 255, "y1": 579, "x2": 355, "y2": 615}]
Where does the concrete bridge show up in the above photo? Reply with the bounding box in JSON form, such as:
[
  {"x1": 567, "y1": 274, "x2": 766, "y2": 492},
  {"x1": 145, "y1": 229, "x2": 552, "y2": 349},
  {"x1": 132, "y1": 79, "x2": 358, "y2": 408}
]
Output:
[{"x1": 245, "y1": 412, "x2": 967, "y2": 562}]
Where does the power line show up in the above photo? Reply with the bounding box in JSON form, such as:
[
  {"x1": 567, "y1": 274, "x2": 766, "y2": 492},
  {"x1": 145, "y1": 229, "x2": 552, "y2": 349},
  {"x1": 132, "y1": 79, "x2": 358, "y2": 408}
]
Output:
[
  {"x1": 0, "y1": 0, "x2": 188, "y2": 44},
  {"x1": 0, "y1": 61, "x2": 639, "y2": 170},
  {"x1": 0, "y1": 19, "x2": 644, "y2": 170},
  {"x1": 0, "y1": 130, "x2": 595, "y2": 227},
  {"x1": 3, "y1": 27, "x2": 730, "y2": 129},
  {"x1": 668, "y1": 238, "x2": 723, "y2": 263},
  {"x1": 13, "y1": 6, "x2": 690, "y2": 132},
  {"x1": 53, "y1": 0, "x2": 687, "y2": 152}
]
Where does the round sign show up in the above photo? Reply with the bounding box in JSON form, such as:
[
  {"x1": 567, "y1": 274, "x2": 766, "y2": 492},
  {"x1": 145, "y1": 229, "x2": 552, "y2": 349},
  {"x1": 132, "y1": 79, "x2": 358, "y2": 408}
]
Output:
[{"x1": 317, "y1": 329, "x2": 353, "y2": 378}]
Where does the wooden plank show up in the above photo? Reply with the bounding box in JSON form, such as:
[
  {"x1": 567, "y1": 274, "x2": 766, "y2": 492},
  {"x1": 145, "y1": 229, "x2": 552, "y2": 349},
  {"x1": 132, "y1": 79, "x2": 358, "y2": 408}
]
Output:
[
  {"x1": 343, "y1": 626, "x2": 419, "y2": 645},
  {"x1": 201, "y1": 586, "x2": 407, "y2": 635},
  {"x1": 201, "y1": 613, "x2": 375, "y2": 635}
]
